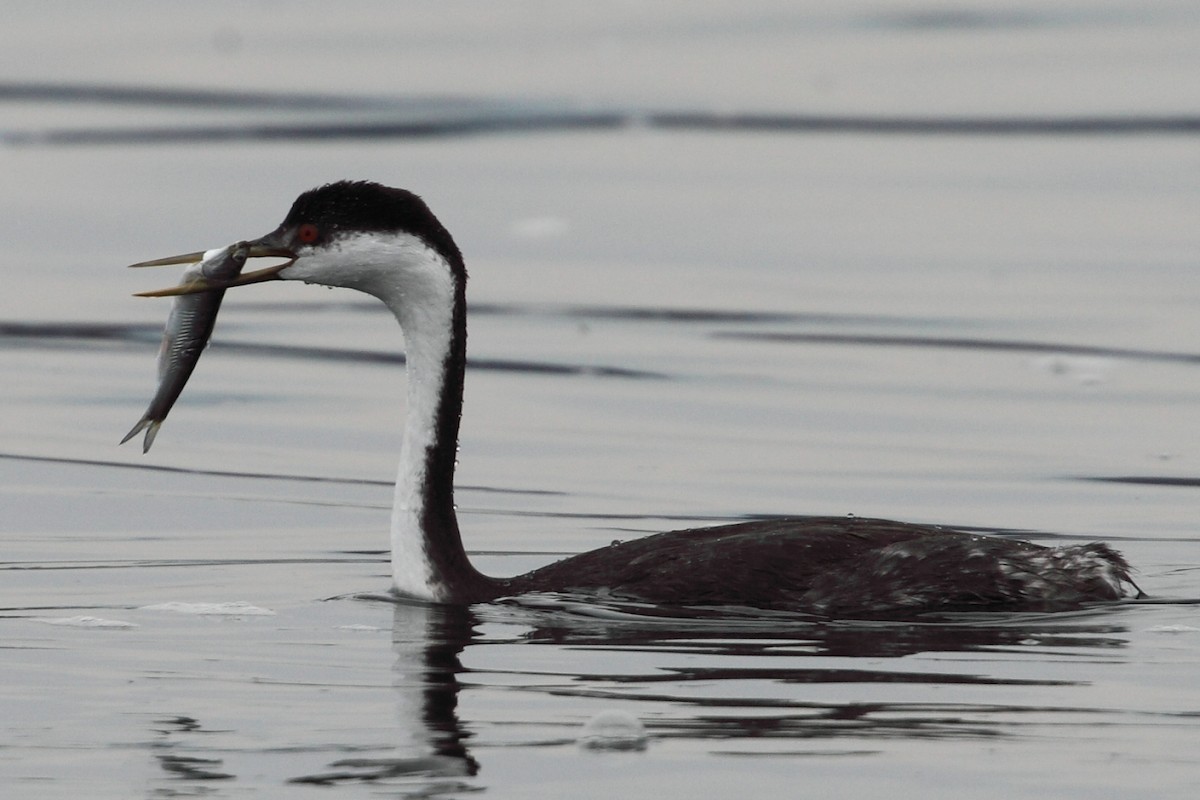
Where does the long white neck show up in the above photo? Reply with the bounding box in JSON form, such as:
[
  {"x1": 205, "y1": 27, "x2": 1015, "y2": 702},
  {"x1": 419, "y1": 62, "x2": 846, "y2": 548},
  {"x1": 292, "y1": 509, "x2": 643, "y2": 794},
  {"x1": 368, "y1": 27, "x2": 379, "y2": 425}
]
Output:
[
  {"x1": 284, "y1": 232, "x2": 494, "y2": 601},
  {"x1": 389, "y1": 260, "x2": 457, "y2": 601}
]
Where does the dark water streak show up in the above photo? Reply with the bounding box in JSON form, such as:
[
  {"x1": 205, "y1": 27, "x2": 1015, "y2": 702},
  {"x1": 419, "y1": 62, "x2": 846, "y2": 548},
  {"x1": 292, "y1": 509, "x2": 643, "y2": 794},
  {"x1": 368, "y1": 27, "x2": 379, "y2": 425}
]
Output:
[
  {"x1": 717, "y1": 330, "x2": 1200, "y2": 366},
  {"x1": 4, "y1": 81, "x2": 1200, "y2": 147},
  {"x1": 0, "y1": 319, "x2": 663, "y2": 379}
]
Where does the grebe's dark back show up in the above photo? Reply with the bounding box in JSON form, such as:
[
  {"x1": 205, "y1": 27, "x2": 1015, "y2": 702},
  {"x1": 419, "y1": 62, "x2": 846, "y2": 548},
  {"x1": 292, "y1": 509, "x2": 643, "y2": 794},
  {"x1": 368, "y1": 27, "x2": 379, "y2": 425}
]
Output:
[{"x1": 132, "y1": 181, "x2": 1140, "y2": 616}]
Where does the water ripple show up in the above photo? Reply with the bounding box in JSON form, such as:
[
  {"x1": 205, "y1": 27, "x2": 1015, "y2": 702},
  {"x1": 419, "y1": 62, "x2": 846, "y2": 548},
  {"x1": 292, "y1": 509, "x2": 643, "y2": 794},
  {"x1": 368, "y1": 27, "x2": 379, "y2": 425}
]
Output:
[{"x1": 4, "y1": 82, "x2": 1199, "y2": 146}]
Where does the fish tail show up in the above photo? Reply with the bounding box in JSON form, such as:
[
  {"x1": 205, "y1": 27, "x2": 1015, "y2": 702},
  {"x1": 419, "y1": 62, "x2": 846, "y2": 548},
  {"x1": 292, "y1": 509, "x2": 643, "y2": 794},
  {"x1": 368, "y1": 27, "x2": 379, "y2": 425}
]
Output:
[
  {"x1": 142, "y1": 421, "x2": 162, "y2": 453},
  {"x1": 120, "y1": 417, "x2": 163, "y2": 453},
  {"x1": 120, "y1": 418, "x2": 149, "y2": 446}
]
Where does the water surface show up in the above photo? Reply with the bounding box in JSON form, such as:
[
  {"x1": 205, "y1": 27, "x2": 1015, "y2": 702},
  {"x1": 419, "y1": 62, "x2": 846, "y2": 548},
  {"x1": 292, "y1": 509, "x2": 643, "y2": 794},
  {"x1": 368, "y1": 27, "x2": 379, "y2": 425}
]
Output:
[{"x1": 3, "y1": 3, "x2": 1200, "y2": 797}]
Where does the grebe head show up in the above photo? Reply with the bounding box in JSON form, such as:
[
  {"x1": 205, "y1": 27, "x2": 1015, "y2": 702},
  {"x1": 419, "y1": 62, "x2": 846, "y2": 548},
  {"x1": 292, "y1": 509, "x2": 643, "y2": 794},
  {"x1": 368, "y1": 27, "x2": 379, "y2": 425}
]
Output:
[{"x1": 243, "y1": 181, "x2": 465, "y2": 300}]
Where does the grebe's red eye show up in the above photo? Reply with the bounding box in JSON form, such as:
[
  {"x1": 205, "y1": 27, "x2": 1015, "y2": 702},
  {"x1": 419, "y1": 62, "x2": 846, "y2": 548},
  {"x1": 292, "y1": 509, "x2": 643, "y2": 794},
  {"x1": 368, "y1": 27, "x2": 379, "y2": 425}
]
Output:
[{"x1": 297, "y1": 223, "x2": 320, "y2": 244}]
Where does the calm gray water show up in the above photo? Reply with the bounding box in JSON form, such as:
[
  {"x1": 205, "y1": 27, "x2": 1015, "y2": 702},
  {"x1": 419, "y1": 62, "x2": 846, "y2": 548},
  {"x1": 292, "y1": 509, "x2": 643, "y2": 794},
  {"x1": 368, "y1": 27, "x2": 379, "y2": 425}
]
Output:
[{"x1": 3, "y1": 3, "x2": 1200, "y2": 798}]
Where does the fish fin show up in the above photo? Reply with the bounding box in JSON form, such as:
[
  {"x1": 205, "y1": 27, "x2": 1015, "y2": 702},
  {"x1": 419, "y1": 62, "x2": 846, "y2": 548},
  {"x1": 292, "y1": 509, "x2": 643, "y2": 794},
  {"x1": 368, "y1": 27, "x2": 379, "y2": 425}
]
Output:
[
  {"x1": 120, "y1": 418, "x2": 150, "y2": 446},
  {"x1": 120, "y1": 417, "x2": 162, "y2": 453},
  {"x1": 142, "y1": 421, "x2": 162, "y2": 453}
]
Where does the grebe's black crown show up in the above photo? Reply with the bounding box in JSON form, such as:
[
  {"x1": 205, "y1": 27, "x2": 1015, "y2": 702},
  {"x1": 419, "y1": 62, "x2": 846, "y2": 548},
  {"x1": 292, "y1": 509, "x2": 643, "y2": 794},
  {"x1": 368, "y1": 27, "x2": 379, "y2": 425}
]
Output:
[{"x1": 283, "y1": 181, "x2": 463, "y2": 268}]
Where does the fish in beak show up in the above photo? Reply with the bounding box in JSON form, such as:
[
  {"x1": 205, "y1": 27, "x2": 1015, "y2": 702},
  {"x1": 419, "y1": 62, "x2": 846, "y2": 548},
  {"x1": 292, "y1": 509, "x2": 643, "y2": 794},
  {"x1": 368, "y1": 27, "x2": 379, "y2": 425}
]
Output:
[{"x1": 131, "y1": 235, "x2": 296, "y2": 297}]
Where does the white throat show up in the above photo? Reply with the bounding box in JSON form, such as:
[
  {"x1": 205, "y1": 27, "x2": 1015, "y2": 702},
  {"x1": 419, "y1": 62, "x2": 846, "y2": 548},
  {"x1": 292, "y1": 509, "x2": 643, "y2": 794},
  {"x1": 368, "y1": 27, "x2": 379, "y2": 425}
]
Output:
[{"x1": 285, "y1": 232, "x2": 459, "y2": 600}]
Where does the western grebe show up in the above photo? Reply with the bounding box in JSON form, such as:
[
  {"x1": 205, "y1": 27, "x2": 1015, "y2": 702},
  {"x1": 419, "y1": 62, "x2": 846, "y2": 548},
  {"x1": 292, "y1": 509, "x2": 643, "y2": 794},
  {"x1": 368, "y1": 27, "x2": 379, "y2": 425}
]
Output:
[{"x1": 132, "y1": 180, "x2": 1140, "y2": 616}]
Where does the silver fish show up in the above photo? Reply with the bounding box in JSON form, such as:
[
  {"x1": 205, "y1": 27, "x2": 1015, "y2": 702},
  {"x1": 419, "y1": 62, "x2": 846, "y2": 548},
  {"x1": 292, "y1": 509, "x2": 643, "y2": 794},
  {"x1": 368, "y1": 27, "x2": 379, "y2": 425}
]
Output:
[{"x1": 121, "y1": 241, "x2": 250, "y2": 452}]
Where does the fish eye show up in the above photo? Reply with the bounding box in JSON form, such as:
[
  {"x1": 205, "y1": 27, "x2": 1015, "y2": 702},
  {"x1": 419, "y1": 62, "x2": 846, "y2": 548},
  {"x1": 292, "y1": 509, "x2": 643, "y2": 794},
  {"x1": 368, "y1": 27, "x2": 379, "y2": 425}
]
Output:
[{"x1": 297, "y1": 223, "x2": 320, "y2": 244}]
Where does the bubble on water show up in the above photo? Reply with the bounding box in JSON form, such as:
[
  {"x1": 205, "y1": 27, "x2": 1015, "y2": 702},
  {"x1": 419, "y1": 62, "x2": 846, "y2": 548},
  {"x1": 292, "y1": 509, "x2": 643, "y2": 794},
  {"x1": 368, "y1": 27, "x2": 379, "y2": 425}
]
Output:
[{"x1": 578, "y1": 710, "x2": 648, "y2": 752}]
